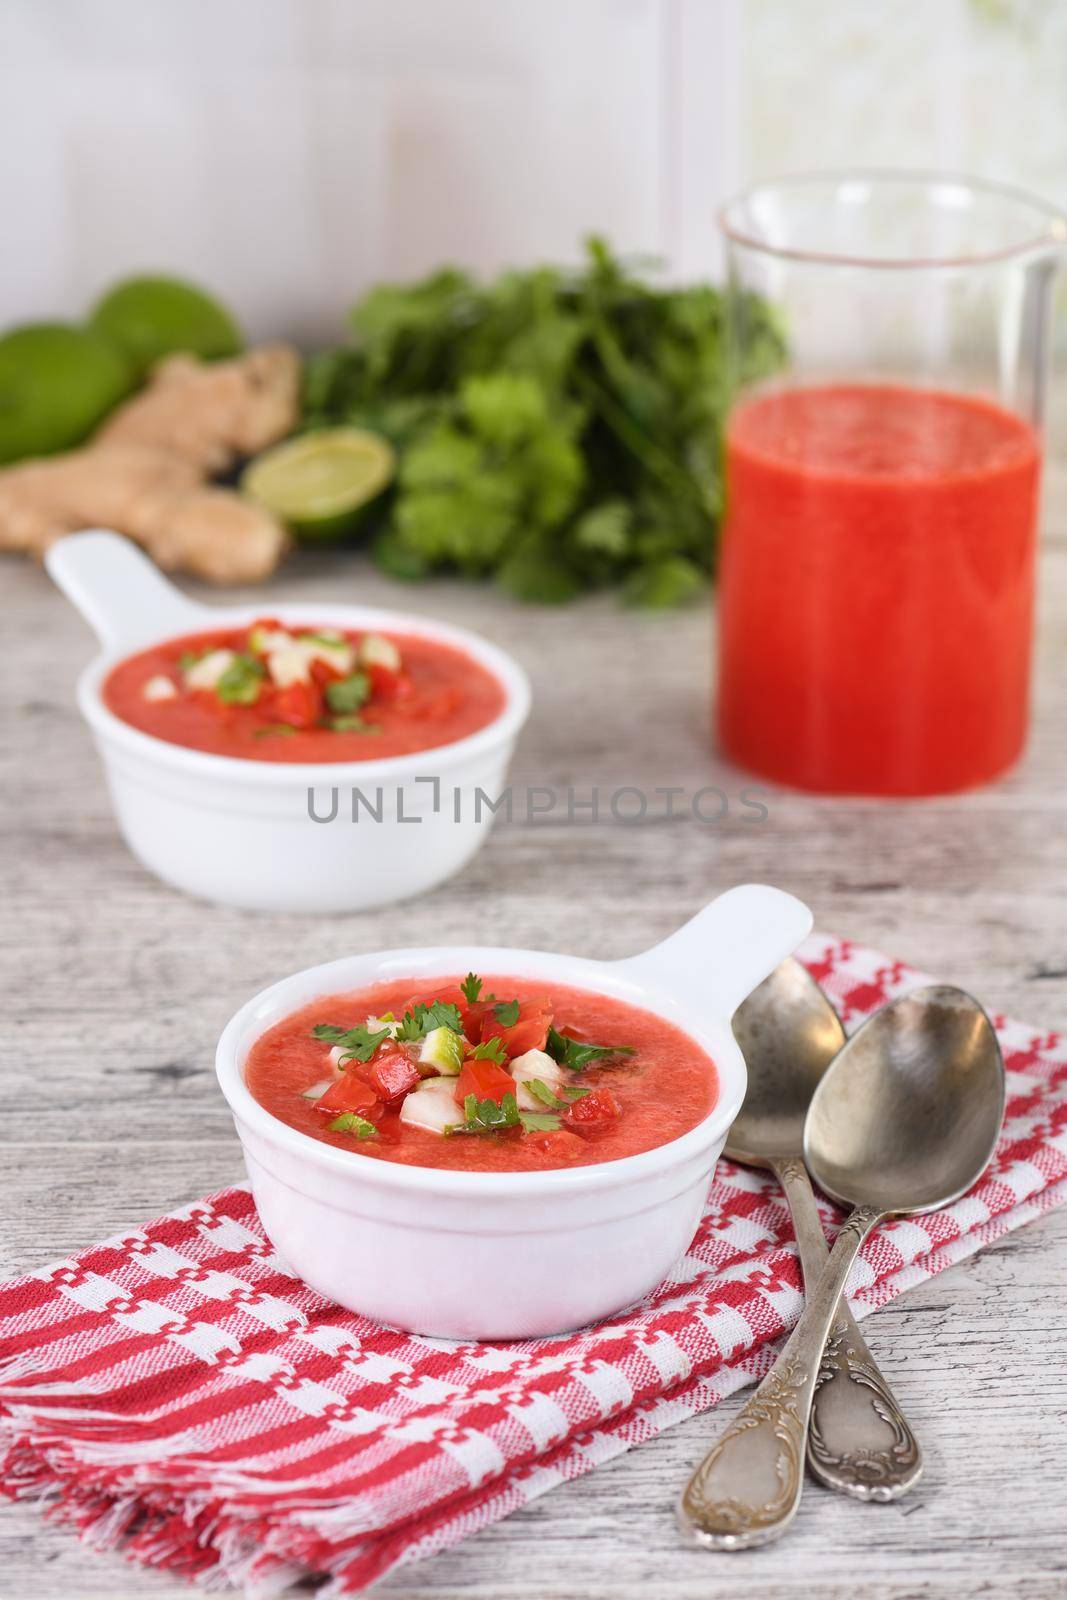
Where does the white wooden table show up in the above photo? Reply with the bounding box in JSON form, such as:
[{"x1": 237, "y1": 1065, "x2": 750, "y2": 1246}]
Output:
[{"x1": 2, "y1": 471, "x2": 1066, "y2": 1598}]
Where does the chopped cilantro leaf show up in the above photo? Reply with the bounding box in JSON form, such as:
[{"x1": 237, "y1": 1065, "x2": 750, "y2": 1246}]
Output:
[
  {"x1": 524, "y1": 1077, "x2": 562, "y2": 1109},
  {"x1": 312, "y1": 1021, "x2": 392, "y2": 1063},
  {"x1": 545, "y1": 1025, "x2": 636, "y2": 1073},
  {"x1": 326, "y1": 671, "x2": 371, "y2": 715},
  {"x1": 252, "y1": 723, "x2": 298, "y2": 738},
  {"x1": 518, "y1": 1110, "x2": 561, "y2": 1133},
  {"x1": 395, "y1": 1000, "x2": 465, "y2": 1041},
  {"x1": 461, "y1": 1091, "x2": 520, "y2": 1133},
  {"x1": 216, "y1": 652, "x2": 266, "y2": 705},
  {"x1": 461, "y1": 972, "x2": 483, "y2": 1004},
  {"x1": 492, "y1": 998, "x2": 520, "y2": 1027},
  {"x1": 326, "y1": 714, "x2": 379, "y2": 733},
  {"x1": 471, "y1": 1036, "x2": 507, "y2": 1064},
  {"x1": 328, "y1": 1112, "x2": 377, "y2": 1138}
]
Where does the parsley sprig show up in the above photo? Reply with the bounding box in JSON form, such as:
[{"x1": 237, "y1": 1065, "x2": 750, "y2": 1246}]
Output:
[
  {"x1": 217, "y1": 652, "x2": 266, "y2": 705},
  {"x1": 326, "y1": 671, "x2": 371, "y2": 715},
  {"x1": 470, "y1": 1036, "x2": 507, "y2": 1064},
  {"x1": 395, "y1": 1000, "x2": 465, "y2": 1041},
  {"x1": 312, "y1": 1021, "x2": 392, "y2": 1064},
  {"x1": 521, "y1": 1077, "x2": 594, "y2": 1110},
  {"x1": 461, "y1": 1092, "x2": 520, "y2": 1133},
  {"x1": 491, "y1": 998, "x2": 520, "y2": 1027},
  {"x1": 461, "y1": 972, "x2": 483, "y2": 1004},
  {"x1": 329, "y1": 1112, "x2": 378, "y2": 1138},
  {"x1": 545, "y1": 1025, "x2": 635, "y2": 1074}
]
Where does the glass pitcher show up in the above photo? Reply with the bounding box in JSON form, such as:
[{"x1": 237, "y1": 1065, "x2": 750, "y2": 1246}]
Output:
[{"x1": 716, "y1": 172, "x2": 1065, "y2": 796}]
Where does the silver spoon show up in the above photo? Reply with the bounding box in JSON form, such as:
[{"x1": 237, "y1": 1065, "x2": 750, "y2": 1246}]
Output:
[
  {"x1": 728, "y1": 961, "x2": 922, "y2": 1501},
  {"x1": 679, "y1": 984, "x2": 1004, "y2": 1550}
]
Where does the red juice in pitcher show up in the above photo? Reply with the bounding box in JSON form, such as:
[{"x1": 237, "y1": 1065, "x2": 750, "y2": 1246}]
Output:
[{"x1": 716, "y1": 383, "x2": 1041, "y2": 795}]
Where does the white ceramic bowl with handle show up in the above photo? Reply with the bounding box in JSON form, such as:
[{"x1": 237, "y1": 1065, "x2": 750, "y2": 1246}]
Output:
[
  {"x1": 215, "y1": 884, "x2": 812, "y2": 1339},
  {"x1": 46, "y1": 530, "x2": 531, "y2": 913}
]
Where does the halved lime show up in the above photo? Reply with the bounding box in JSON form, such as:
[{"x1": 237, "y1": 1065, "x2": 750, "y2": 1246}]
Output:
[{"x1": 242, "y1": 428, "x2": 395, "y2": 544}]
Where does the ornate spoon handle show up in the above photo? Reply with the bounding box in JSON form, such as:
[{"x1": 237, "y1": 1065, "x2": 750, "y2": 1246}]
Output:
[
  {"x1": 773, "y1": 1158, "x2": 922, "y2": 1502},
  {"x1": 678, "y1": 1205, "x2": 883, "y2": 1550}
]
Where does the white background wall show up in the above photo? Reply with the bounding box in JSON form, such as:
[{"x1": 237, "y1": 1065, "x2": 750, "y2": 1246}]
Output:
[
  {"x1": 3, "y1": 0, "x2": 1065, "y2": 350},
  {"x1": 0, "y1": 0, "x2": 741, "y2": 346}
]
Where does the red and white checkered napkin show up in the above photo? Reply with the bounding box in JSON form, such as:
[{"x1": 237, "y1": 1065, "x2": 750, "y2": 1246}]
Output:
[{"x1": 2, "y1": 937, "x2": 1066, "y2": 1596}]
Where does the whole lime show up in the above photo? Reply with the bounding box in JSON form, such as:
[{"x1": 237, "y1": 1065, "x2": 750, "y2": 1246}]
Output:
[
  {"x1": 0, "y1": 322, "x2": 135, "y2": 464},
  {"x1": 89, "y1": 275, "x2": 243, "y2": 378}
]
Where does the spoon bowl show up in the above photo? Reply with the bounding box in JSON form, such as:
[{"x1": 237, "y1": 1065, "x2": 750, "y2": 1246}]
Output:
[
  {"x1": 805, "y1": 984, "x2": 1006, "y2": 1216},
  {"x1": 727, "y1": 959, "x2": 846, "y2": 1166}
]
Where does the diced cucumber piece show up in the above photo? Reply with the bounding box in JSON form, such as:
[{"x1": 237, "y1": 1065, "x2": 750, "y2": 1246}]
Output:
[
  {"x1": 366, "y1": 1013, "x2": 400, "y2": 1039},
  {"x1": 267, "y1": 645, "x2": 312, "y2": 688},
  {"x1": 299, "y1": 633, "x2": 355, "y2": 674},
  {"x1": 249, "y1": 626, "x2": 295, "y2": 656},
  {"x1": 183, "y1": 648, "x2": 236, "y2": 690},
  {"x1": 399, "y1": 1078, "x2": 461, "y2": 1134},
  {"x1": 510, "y1": 1048, "x2": 563, "y2": 1110},
  {"x1": 359, "y1": 632, "x2": 401, "y2": 673},
  {"x1": 419, "y1": 1025, "x2": 464, "y2": 1075},
  {"x1": 143, "y1": 674, "x2": 177, "y2": 702},
  {"x1": 300, "y1": 1078, "x2": 333, "y2": 1101}
]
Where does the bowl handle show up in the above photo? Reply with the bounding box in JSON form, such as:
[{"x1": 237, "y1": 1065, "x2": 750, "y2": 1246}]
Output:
[
  {"x1": 615, "y1": 884, "x2": 813, "y2": 1021},
  {"x1": 45, "y1": 529, "x2": 209, "y2": 653}
]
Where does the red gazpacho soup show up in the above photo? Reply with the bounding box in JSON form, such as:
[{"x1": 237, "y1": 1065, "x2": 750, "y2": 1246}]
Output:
[
  {"x1": 718, "y1": 383, "x2": 1041, "y2": 795},
  {"x1": 103, "y1": 620, "x2": 506, "y2": 762},
  {"x1": 244, "y1": 973, "x2": 719, "y2": 1173}
]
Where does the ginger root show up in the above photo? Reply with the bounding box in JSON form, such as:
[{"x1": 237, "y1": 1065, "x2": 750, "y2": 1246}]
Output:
[
  {"x1": 96, "y1": 345, "x2": 301, "y2": 474},
  {"x1": 0, "y1": 344, "x2": 301, "y2": 583}
]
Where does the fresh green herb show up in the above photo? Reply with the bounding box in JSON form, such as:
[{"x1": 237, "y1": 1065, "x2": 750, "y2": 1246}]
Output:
[
  {"x1": 178, "y1": 649, "x2": 208, "y2": 672},
  {"x1": 326, "y1": 714, "x2": 379, "y2": 733},
  {"x1": 312, "y1": 1021, "x2": 392, "y2": 1063},
  {"x1": 524, "y1": 1077, "x2": 562, "y2": 1109},
  {"x1": 518, "y1": 1110, "x2": 562, "y2": 1133},
  {"x1": 252, "y1": 723, "x2": 298, "y2": 738},
  {"x1": 492, "y1": 998, "x2": 520, "y2": 1027},
  {"x1": 395, "y1": 1000, "x2": 465, "y2": 1041},
  {"x1": 302, "y1": 630, "x2": 346, "y2": 646},
  {"x1": 545, "y1": 1025, "x2": 636, "y2": 1073},
  {"x1": 301, "y1": 237, "x2": 785, "y2": 605},
  {"x1": 326, "y1": 671, "x2": 371, "y2": 714},
  {"x1": 328, "y1": 1112, "x2": 378, "y2": 1138},
  {"x1": 216, "y1": 652, "x2": 266, "y2": 705},
  {"x1": 470, "y1": 1036, "x2": 508, "y2": 1064},
  {"x1": 460, "y1": 972, "x2": 483, "y2": 1004},
  {"x1": 461, "y1": 1091, "x2": 520, "y2": 1133}
]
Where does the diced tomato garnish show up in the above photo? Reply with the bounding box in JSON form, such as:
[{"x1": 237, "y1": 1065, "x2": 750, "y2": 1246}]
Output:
[
  {"x1": 363, "y1": 1049, "x2": 420, "y2": 1104},
  {"x1": 310, "y1": 658, "x2": 345, "y2": 689},
  {"x1": 366, "y1": 663, "x2": 401, "y2": 702},
  {"x1": 269, "y1": 680, "x2": 324, "y2": 729},
  {"x1": 316, "y1": 1075, "x2": 380, "y2": 1117},
  {"x1": 455, "y1": 1058, "x2": 516, "y2": 1107},
  {"x1": 563, "y1": 1087, "x2": 622, "y2": 1136},
  {"x1": 479, "y1": 999, "x2": 552, "y2": 1059},
  {"x1": 460, "y1": 1000, "x2": 491, "y2": 1043},
  {"x1": 249, "y1": 616, "x2": 283, "y2": 640}
]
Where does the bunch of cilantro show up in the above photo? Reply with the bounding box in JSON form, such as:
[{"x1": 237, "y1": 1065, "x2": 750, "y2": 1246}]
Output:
[{"x1": 303, "y1": 238, "x2": 784, "y2": 606}]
